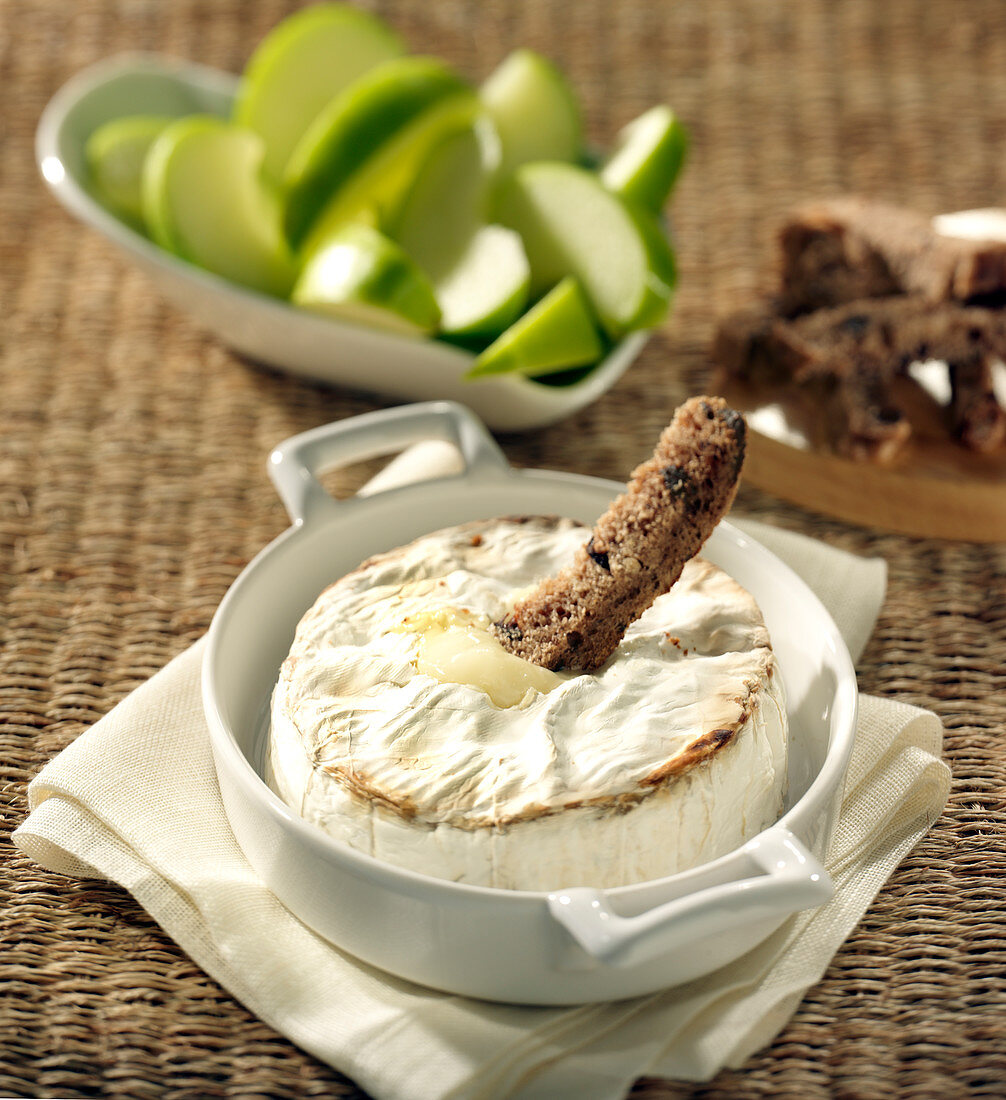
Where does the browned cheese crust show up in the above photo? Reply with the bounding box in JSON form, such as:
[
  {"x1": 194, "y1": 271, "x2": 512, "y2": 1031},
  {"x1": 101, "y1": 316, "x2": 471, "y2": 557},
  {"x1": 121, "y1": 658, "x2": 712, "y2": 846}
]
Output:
[
  {"x1": 491, "y1": 397, "x2": 746, "y2": 672},
  {"x1": 779, "y1": 196, "x2": 1006, "y2": 313}
]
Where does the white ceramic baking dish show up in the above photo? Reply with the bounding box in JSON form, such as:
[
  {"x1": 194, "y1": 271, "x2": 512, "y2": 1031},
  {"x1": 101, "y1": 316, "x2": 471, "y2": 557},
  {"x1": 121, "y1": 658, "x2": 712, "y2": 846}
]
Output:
[
  {"x1": 202, "y1": 401, "x2": 857, "y2": 1005},
  {"x1": 36, "y1": 53, "x2": 648, "y2": 432}
]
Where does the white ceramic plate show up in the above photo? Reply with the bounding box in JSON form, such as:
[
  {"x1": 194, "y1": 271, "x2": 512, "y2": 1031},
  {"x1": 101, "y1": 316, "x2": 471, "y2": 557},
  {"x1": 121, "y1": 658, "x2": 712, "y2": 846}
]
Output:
[
  {"x1": 202, "y1": 402, "x2": 858, "y2": 1004},
  {"x1": 36, "y1": 52, "x2": 650, "y2": 431}
]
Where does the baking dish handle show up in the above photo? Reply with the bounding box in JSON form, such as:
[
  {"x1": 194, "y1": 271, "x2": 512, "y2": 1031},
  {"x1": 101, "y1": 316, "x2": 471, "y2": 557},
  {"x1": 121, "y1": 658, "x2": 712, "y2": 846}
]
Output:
[
  {"x1": 547, "y1": 825, "x2": 832, "y2": 969},
  {"x1": 268, "y1": 401, "x2": 510, "y2": 525}
]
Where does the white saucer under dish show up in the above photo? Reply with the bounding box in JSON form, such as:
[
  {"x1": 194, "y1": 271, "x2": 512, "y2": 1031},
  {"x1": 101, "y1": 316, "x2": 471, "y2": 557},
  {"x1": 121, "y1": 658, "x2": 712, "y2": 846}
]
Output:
[
  {"x1": 36, "y1": 53, "x2": 649, "y2": 431},
  {"x1": 201, "y1": 401, "x2": 857, "y2": 1005}
]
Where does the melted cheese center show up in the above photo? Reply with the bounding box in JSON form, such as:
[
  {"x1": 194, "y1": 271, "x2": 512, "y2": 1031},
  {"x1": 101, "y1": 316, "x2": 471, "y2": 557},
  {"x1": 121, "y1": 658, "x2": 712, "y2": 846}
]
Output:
[{"x1": 404, "y1": 607, "x2": 566, "y2": 708}]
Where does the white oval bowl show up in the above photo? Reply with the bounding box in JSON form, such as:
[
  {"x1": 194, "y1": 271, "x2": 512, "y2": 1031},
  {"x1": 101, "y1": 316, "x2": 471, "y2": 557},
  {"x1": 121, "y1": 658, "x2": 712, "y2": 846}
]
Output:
[
  {"x1": 36, "y1": 52, "x2": 650, "y2": 431},
  {"x1": 202, "y1": 402, "x2": 858, "y2": 1005}
]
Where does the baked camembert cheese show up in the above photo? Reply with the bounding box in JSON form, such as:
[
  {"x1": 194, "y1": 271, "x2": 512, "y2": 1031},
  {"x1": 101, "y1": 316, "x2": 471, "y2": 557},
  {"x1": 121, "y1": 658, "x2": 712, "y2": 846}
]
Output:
[{"x1": 267, "y1": 515, "x2": 787, "y2": 891}]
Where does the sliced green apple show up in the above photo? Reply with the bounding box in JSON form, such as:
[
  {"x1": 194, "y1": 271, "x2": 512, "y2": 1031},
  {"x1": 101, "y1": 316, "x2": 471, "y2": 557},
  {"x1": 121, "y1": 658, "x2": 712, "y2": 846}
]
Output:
[
  {"x1": 234, "y1": 3, "x2": 403, "y2": 182},
  {"x1": 142, "y1": 116, "x2": 295, "y2": 297},
  {"x1": 292, "y1": 223, "x2": 440, "y2": 336},
  {"x1": 283, "y1": 57, "x2": 478, "y2": 254},
  {"x1": 466, "y1": 276, "x2": 603, "y2": 378},
  {"x1": 494, "y1": 161, "x2": 675, "y2": 338},
  {"x1": 390, "y1": 122, "x2": 523, "y2": 338},
  {"x1": 600, "y1": 105, "x2": 688, "y2": 211},
  {"x1": 435, "y1": 225, "x2": 530, "y2": 339},
  {"x1": 480, "y1": 49, "x2": 581, "y2": 176},
  {"x1": 392, "y1": 121, "x2": 494, "y2": 276},
  {"x1": 85, "y1": 114, "x2": 174, "y2": 226}
]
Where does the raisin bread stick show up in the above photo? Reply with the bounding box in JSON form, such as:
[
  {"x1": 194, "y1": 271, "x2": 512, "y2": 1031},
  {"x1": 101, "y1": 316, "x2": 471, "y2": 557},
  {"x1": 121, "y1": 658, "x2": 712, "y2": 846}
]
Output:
[
  {"x1": 779, "y1": 197, "x2": 1006, "y2": 313},
  {"x1": 492, "y1": 397, "x2": 746, "y2": 672},
  {"x1": 717, "y1": 295, "x2": 1006, "y2": 383},
  {"x1": 714, "y1": 296, "x2": 1006, "y2": 458},
  {"x1": 788, "y1": 295, "x2": 1006, "y2": 371},
  {"x1": 950, "y1": 356, "x2": 1006, "y2": 453}
]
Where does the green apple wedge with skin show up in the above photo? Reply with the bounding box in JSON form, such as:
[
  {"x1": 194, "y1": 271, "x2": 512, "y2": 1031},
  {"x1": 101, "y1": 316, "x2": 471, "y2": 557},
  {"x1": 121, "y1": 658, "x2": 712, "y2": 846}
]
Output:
[
  {"x1": 494, "y1": 161, "x2": 676, "y2": 339},
  {"x1": 142, "y1": 117, "x2": 295, "y2": 297},
  {"x1": 600, "y1": 105, "x2": 688, "y2": 212},
  {"x1": 434, "y1": 225, "x2": 531, "y2": 340},
  {"x1": 391, "y1": 122, "x2": 528, "y2": 339},
  {"x1": 391, "y1": 122, "x2": 494, "y2": 278},
  {"x1": 480, "y1": 49, "x2": 582, "y2": 176},
  {"x1": 292, "y1": 223, "x2": 440, "y2": 337},
  {"x1": 283, "y1": 57, "x2": 478, "y2": 255},
  {"x1": 234, "y1": 3, "x2": 403, "y2": 182},
  {"x1": 85, "y1": 115, "x2": 174, "y2": 227},
  {"x1": 466, "y1": 276, "x2": 603, "y2": 378}
]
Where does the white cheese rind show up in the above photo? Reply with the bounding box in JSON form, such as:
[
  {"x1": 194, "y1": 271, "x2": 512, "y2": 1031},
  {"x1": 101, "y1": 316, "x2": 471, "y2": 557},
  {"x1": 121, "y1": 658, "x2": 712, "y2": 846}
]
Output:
[{"x1": 268, "y1": 517, "x2": 788, "y2": 891}]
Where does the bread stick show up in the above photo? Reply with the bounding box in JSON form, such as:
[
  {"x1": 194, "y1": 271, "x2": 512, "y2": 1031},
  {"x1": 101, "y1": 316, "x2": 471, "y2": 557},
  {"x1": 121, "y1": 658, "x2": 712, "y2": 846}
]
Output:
[{"x1": 493, "y1": 396, "x2": 746, "y2": 671}]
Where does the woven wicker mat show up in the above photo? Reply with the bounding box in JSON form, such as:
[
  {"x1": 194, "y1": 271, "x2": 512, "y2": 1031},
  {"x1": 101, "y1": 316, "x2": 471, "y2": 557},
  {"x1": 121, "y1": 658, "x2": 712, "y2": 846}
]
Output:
[{"x1": 2, "y1": 0, "x2": 1004, "y2": 1096}]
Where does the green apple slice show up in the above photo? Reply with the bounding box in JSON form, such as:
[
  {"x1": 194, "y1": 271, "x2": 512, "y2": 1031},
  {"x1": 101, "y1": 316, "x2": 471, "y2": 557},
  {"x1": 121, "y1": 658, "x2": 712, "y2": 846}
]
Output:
[
  {"x1": 283, "y1": 57, "x2": 478, "y2": 253},
  {"x1": 292, "y1": 223, "x2": 440, "y2": 336},
  {"x1": 600, "y1": 105, "x2": 688, "y2": 211},
  {"x1": 480, "y1": 49, "x2": 581, "y2": 176},
  {"x1": 436, "y1": 225, "x2": 530, "y2": 339},
  {"x1": 389, "y1": 122, "x2": 523, "y2": 338},
  {"x1": 234, "y1": 3, "x2": 403, "y2": 182},
  {"x1": 466, "y1": 276, "x2": 603, "y2": 378},
  {"x1": 85, "y1": 114, "x2": 174, "y2": 226},
  {"x1": 142, "y1": 117, "x2": 295, "y2": 297},
  {"x1": 392, "y1": 121, "x2": 494, "y2": 277},
  {"x1": 494, "y1": 161, "x2": 675, "y2": 338}
]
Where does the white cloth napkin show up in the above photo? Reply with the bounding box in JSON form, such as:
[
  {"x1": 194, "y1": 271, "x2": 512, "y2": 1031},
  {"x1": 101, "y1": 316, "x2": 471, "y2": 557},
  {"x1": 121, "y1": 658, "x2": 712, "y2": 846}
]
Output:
[{"x1": 14, "y1": 442, "x2": 950, "y2": 1100}]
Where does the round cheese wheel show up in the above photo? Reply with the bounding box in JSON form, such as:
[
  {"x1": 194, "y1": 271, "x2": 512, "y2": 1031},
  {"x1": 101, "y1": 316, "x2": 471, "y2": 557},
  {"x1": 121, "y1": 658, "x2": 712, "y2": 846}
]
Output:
[{"x1": 268, "y1": 516, "x2": 788, "y2": 891}]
